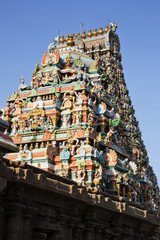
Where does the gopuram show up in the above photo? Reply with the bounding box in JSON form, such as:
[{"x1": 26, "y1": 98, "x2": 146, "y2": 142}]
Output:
[{"x1": 0, "y1": 23, "x2": 160, "y2": 240}]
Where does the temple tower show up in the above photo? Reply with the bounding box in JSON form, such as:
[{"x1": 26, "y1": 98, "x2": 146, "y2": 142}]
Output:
[{"x1": 1, "y1": 23, "x2": 159, "y2": 211}]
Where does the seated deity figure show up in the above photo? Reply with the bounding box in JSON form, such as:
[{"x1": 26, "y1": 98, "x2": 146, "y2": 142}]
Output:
[
  {"x1": 42, "y1": 71, "x2": 53, "y2": 85},
  {"x1": 32, "y1": 115, "x2": 40, "y2": 126},
  {"x1": 17, "y1": 144, "x2": 32, "y2": 162},
  {"x1": 33, "y1": 96, "x2": 44, "y2": 109},
  {"x1": 21, "y1": 120, "x2": 30, "y2": 132},
  {"x1": 31, "y1": 115, "x2": 43, "y2": 129}
]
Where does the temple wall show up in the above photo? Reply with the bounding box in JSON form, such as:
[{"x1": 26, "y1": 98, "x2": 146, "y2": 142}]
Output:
[{"x1": 0, "y1": 158, "x2": 159, "y2": 240}]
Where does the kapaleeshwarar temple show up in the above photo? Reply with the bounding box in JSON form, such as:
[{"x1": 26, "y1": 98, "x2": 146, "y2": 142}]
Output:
[{"x1": 0, "y1": 24, "x2": 159, "y2": 239}]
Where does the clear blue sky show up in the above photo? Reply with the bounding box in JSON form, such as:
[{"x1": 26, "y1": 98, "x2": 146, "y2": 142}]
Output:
[{"x1": 0, "y1": 0, "x2": 160, "y2": 184}]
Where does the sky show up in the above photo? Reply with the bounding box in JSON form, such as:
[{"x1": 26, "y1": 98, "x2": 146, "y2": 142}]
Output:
[{"x1": 0, "y1": 0, "x2": 160, "y2": 184}]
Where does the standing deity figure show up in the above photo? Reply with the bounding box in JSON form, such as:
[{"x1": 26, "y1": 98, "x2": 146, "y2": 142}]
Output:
[
  {"x1": 88, "y1": 111, "x2": 95, "y2": 126},
  {"x1": 12, "y1": 120, "x2": 19, "y2": 135},
  {"x1": 75, "y1": 111, "x2": 82, "y2": 125},
  {"x1": 116, "y1": 173, "x2": 122, "y2": 195},
  {"x1": 30, "y1": 115, "x2": 43, "y2": 129},
  {"x1": 106, "y1": 127, "x2": 115, "y2": 142},
  {"x1": 76, "y1": 92, "x2": 83, "y2": 107},
  {"x1": 93, "y1": 165, "x2": 102, "y2": 186},
  {"x1": 76, "y1": 113, "x2": 80, "y2": 125},
  {"x1": 63, "y1": 131, "x2": 79, "y2": 155},
  {"x1": 62, "y1": 114, "x2": 70, "y2": 128},
  {"x1": 10, "y1": 94, "x2": 23, "y2": 115}
]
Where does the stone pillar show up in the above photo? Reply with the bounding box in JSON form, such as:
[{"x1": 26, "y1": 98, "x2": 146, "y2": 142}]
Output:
[
  {"x1": 5, "y1": 206, "x2": 23, "y2": 240},
  {"x1": 73, "y1": 227, "x2": 84, "y2": 240},
  {"x1": 0, "y1": 206, "x2": 5, "y2": 240},
  {"x1": 59, "y1": 219, "x2": 67, "y2": 240},
  {"x1": 135, "y1": 232, "x2": 144, "y2": 240},
  {"x1": 111, "y1": 226, "x2": 122, "y2": 240},
  {"x1": 95, "y1": 226, "x2": 102, "y2": 240},
  {"x1": 121, "y1": 229, "x2": 135, "y2": 240},
  {"x1": 102, "y1": 227, "x2": 113, "y2": 240},
  {"x1": 85, "y1": 226, "x2": 94, "y2": 240},
  {"x1": 154, "y1": 227, "x2": 160, "y2": 240},
  {"x1": 22, "y1": 211, "x2": 32, "y2": 240},
  {"x1": 65, "y1": 221, "x2": 75, "y2": 240}
]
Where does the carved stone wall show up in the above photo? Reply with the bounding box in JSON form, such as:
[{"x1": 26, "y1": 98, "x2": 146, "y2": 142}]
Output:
[{"x1": 0, "y1": 158, "x2": 159, "y2": 240}]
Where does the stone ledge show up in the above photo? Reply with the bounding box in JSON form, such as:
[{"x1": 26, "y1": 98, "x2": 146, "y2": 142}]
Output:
[{"x1": 0, "y1": 158, "x2": 159, "y2": 226}]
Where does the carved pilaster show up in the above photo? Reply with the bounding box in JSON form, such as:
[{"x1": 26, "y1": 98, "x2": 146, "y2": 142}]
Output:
[
  {"x1": 5, "y1": 205, "x2": 23, "y2": 240},
  {"x1": 135, "y1": 232, "x2": 145, "y2": 240},
  {"x1": 0, "y1": 205, "x2": 5, "y2": 240},
  {"x1": 111, "y1": 227, "x2": 123, "y2": 240},
  {"x1": 121, "y1": 225, "x2": 135, "y2": 240},
  {"x1": 102, "y1": 227, "x2": 113, "y2": 240},
  {"x1": 95, "y1": 225, "x2": 103, "y2": 240},
  {"x1": 154, "y1": 227, "x2": 160, "y2": 240},
  {"x1": 73, "y1": 223, "x2": 85, "y2": 240},
  {"x1": 111, "y1": 215, "x2": 123, "y2": 240},
  {"x1": 22, "y1": 210, "x2": 32, "y2": 240},
  {"x1": 85, "y1": 225, "x2": 94, "y2": 240},
  {"x1": 64, "y1": 219, "x2": 75, "y2": 240}
]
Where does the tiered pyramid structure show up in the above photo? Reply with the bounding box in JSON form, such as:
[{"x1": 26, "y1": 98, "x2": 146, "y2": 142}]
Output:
[{"x1": 1, "y1": 23, "x2": 159, "y2": 210}]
